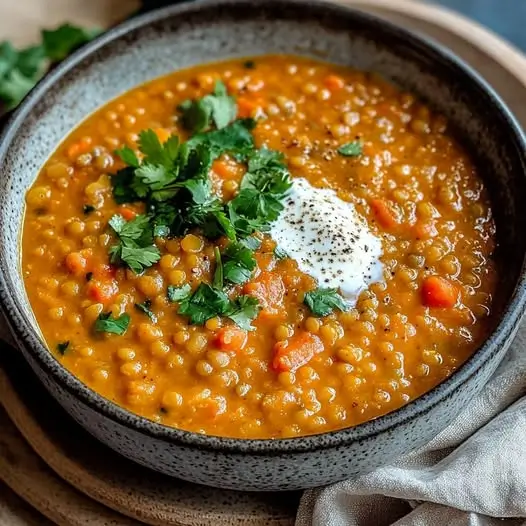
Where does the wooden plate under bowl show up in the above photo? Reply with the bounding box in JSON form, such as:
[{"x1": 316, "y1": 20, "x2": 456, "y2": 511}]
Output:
[{"x1": 1, "y1": 0, "x2": 525, "y2": 524}]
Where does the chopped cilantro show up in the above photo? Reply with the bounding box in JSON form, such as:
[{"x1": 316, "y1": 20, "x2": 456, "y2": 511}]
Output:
[
  {"x1": 167, "y1": 284, "x2": 192, "y2": 303},
  {"x1": 176, "y1": 283, "x2": 260, "y2": 329},
  {"x1": 274, "y1": 247, "x2": 289, "y2": 260},
  {"x1": 225, "y1": 295, "x2": 260, "y2": 331},
  {"x1": 94, "y1": 312, "x2": 130, "y2": 335},
  {"x1": 134, "y1": 299, "x2": 157, "y2": 322},
  {"x1": 108, "y1": 214, "x2": 161, "y2": 274},
  {"x1": 221, "y1": 241, "x2": 257, "y2": 285},
  {"x1": 228, "y1": 147, "x2": 292, "y2": 235},
  {"x1": 337, "y1": 141, "x2": 362, "y2": 157},
  {"x1": 178, "y1": 283, "x2": 231, "y2": 325},
  {"x1": 304, "y1": 288, "x2": 351, "y2": 317},
  {"x1": 56, "y1": 341, "x2": 70, "y2": 355},
  {"x1": 240, "y1": 236, "x2": 262, "y2": 251},
  {"x1": 83, "y1": 204, "x2": 95, "y2": 215},
  {"x1": 179, "y1": 80, "x2": 237, "y2": 134}
]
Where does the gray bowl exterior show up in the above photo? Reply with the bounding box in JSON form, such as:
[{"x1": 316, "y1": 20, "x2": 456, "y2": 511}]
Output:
[{"x1": 0, "y1": 0, "x2": 525, "y2": 492}]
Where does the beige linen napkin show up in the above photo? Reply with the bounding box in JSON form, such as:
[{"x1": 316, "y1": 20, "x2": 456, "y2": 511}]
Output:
[{"x1": 296, "y1": 322, "x2": 526, "y2": 526}]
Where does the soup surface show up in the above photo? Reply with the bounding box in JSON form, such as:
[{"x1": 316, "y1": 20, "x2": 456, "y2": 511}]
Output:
[{"x1": 22, "y1": 55, "x2": 497, "y2": 439}]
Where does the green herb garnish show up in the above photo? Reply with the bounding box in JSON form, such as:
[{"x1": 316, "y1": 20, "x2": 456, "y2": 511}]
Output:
[
  {"x1": 167, "y1": 284, "x2": 192, "y2": 303},
  {"x1": 178, "y1": 283, "x2": 231, "y2": 325},
  {"x1": 0, "y1": 24, "x2": 99, "y2": 110},
  {"x1": 220, "y1": 241, "x2": 257, "y2": 285},
  {"x1": 225, "y1": 295, "x2": 260, "y2": 331},
  {"x1": 134, "y1": 299, "x2": 157, "y2": 322},
  {"x1": 83, "y1": 204, "x2": 95, "y2": 215},
  {"x1": 94, "y1": 312, "x2": 130, "y2": 335},
  {"x1": 337, "y1": 141, "x2": 362, "y2": 157},
  {"x1": 213, "y1": 247, "x2": 224, "y2": 289},
  {"x1": 178, "y1": 80, "x2": 237, "y2": 134},
  {"x1": 304, "y1": 288, "x2": 351, "y2": 317},
  {"x1": 177, "y1": 283, "x2": 260, "y2": 329},
  {"x1": 274, "y1": 247, "x2": 289, "y2": 260},
  {"x1": 108, "y1": 214, "x2": 161, "y2": 274},
  {"x1": 56, "y1": 341, "x2": 70, "y2": 355}
]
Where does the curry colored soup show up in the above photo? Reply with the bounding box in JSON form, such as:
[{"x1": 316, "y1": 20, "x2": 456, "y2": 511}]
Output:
[{"x1": 22, "y1": 56, "x2": 497, "y2": 439}]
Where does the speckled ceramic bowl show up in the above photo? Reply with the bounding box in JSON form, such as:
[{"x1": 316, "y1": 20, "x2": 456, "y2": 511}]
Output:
[{"x1": 0, "y1": 0, "x2": 525, "y2": 492}]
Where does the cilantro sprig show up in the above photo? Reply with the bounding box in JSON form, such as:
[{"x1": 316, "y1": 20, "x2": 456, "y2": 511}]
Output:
[
  {"x1": 108, "y1": 214, "x2": 161, "y2": 274},
  {"x1": 179, "y1": 80, "x2": 237, "y2": 134},
  {"x1": 94, "y1": 312, "x2": 131, "y2": 335},
  {"x1": 337, "y1": 141, "x2": 362, "y2": 157},
  {"x1": 0, "y1": 24, "x2": 100, "y2": 110},
  {"x1": 304, "y1": 288, "x2": 352, "y2": 317},
  {"x1": 105, "y1": 82, "x2": 291, "y2": 330},
  {"x1": 172, "y1": 283, "x2": 260, "y2": 330},
  {"x1": 134, "y1": 299, "x2": 157, "y2": 322}
]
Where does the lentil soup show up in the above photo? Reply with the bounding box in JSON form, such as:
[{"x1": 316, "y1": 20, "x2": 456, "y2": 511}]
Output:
[{"x1": 22, "y1": 56, "x2": 497, "y2": 439}]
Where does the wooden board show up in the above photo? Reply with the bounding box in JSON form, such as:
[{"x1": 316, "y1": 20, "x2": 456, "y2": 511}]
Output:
[{"x1": 1, "y1": 1, "x2": 526, "y2": 524}]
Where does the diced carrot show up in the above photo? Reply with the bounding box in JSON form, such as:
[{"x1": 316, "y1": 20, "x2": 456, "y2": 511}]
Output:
[
  {"x1": 324, "y1": 74, "x2": 345, "y2": 91},
  {"x1": 421, "y1": 276, "x2": 458, "y2": 308},
  {"x1": 153, "y1": 127, "x2": 171, "y2": 144},
  {"x1": 86, "y1": 280, "x2": 118, "y2": 303},
  {"x1": 64, "y1": 252, "x2": 88, "y2": 275},
  {"x1": 237, "y1": 97, "x2": 258, "y2": 118},
  {"x1": 370, "y1": 199, "x2": 400, "y2": 229},
  {"x1": 272, "y1": 332, "x2": 324, "y2": 373},
  {"x1": 119, "y1": 205, "x2": 138, "y2": 221},
  {"x1": 216, "y1": 326, "x2": 248, "y2": 352},
  {"x1": 92, "y1": 263, "x2": 117, "y2": 280},
  {"x1": 243, "y1": 272, "x2": 286, "y2": 318},
  {"x1": 212, "y1": 159, "x2": 239, "y2": 179},
  {"x1": 414, "y1": 221, "x2": 438, "y2": 239},
  {"x1": 67, "y1": 137, "x2": 92, "y2": 159}
]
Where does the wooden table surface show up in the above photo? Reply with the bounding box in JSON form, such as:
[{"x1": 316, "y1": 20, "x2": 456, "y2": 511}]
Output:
[{"x1": 0, "y1": 0, "x2": 139, "y2": 46}]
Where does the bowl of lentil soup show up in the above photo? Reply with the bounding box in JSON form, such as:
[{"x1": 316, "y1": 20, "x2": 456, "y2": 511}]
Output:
[{"x1": 0, "y1": 0, "x2": 525, "y2": 492}]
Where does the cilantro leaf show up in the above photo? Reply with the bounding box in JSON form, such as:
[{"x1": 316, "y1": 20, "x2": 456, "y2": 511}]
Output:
[
  {"x1": 138, "y1": 129, "x2": 180, "y2": 167},
  {"x1": 115, "y1": 146, "x2": 139, "y2": 168},
  {"x1": 179, "y1": 80, "x2": 237, "y2": 133},
  {"x1": 134, "y1": 299, "x2": 157, "y2": 322},
  {"x1": 222, "y1": 241, "x2": 257, "y2": 285},
  {"x1": 225, "y1": 295, "x2": 260, "y2": 330},
  {"x1": 112, "y1": 167, "x2": 140, "y2": 204},
  {"x1": 94, "y1": 312, "x2": 130, "y2": 335},
  {"x1": 240, "y1": 236, "x2": 262, "y2": 250},
  {"x1": 108, "y1": 214, "x2": 160, "y2": 273},
  {"x1": 56, "y1": 341, "x2": 70, "y2": 355},
  {"x1": 187, "y1": 118, "x2": 255, "y2": 158},
  {"x1": 42, "y1": 24, "x2": 101, "y2": 62},
  {"x1": 167, "y1": 284, "x2": 192, "y2": 303},
  {"x1": 213, "y1": 247, "x2": 223, "y2": 289},
  {"x1": 178, "y1": 283, "x2": 231, "y2": 325},
  {"x1": 274, "y1": 246, "x2": 289, "y2": 260},
  {"x1": 304, "y1": 288, "x2": 351, "y2": 317},
  {"x1": 337, "y1": 141, "x2": 362, "y2": 157}
]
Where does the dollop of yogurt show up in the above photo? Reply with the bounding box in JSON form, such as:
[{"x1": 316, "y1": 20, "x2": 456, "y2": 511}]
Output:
[{"x1": 270, "y1": 178, "x2": 384, "y2": 306}]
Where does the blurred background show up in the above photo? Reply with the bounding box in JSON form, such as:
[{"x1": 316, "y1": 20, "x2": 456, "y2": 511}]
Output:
[{"x1": 0, "y1": 0, "x2": 525, "y2": 52}]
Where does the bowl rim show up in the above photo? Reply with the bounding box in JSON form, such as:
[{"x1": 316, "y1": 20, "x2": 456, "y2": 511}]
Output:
[{"x1": 1, "y1": 0, "x2": 526, "y2": 455}]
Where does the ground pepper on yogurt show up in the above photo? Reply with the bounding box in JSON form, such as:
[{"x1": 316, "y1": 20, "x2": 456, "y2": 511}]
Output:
[{"x1": 22, "y1": 55, "x2": 497, "y2": 439}]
